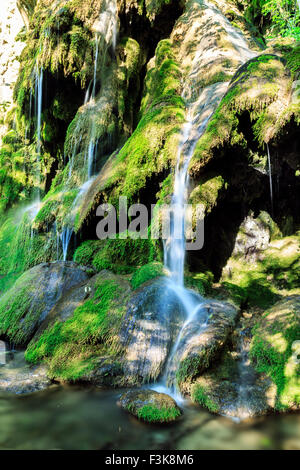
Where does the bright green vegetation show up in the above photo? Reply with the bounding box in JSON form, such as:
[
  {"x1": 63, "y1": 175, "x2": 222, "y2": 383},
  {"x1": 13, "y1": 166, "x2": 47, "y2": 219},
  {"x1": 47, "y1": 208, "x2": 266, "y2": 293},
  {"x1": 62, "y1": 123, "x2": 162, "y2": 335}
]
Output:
[
  {"x1": 134, "y1": 403, "x2": 181, "y2": 423},
  {"x1": 190, "y1": 54, "x2": 293, "y2": 174},
  {"x1": 191, "y1": 384, "x2": 218, "y2": 413},
  {"x1": 131, "y1": 262, "x2": 164, "y2": 289},
  {"x1": 250, "y1": 296, "x2": 300, "y2": 410},
  {"x1": 222, "y1": 233, "x2": 300, "y2": 309},
  {"x1": 25, "y1": 275, "x2": 130, "y2": 381},
  {"x1": 0, "y1": 206, "x2": 56, "y2": 288},
  {"x1": 185, "y1": 271, "x2": 214, "y2": 296},
  {"x1": 74, "y1": 235, "x2": 157, "y2": 274},
  {"x1": 103, "y1": 39, "x2": 185, "y2": 205},
  {"x1": 0, "y1": 269, "x2": 43, "y2": 345},
  {"x1": 189, "y1": 174, "x2": 226, "y2": 215}
]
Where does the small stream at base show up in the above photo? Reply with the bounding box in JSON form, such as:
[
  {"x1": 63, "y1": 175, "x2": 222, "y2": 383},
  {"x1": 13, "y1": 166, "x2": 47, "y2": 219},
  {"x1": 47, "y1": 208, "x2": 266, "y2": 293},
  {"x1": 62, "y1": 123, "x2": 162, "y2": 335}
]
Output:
[{"x1": 0, "y1": 385, "x2": 299, "y2": 450}]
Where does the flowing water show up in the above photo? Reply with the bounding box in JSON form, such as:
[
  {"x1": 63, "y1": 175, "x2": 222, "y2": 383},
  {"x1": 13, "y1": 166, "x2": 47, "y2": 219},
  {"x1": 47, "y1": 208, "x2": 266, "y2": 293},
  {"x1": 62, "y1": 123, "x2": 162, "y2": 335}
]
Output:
[
  {"x1": 153, "y1": 83, "x2": 229, "y2": 396},
  {"x1": 58, "y1": 1, "x2": 118, "y2": 259},
  {"x1": 0, "y1": 383, "x2": 299, "y2": 450}
]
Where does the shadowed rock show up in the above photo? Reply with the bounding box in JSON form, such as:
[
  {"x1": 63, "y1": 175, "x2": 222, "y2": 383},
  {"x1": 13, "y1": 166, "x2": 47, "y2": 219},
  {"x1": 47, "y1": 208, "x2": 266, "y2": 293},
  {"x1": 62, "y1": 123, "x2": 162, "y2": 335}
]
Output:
[
  {"x1": 119, "y1": 279, "x2": 186, "y2": 385},
  {"x1": 0, "y1": 262, "x2": 90, "y2": 346}
]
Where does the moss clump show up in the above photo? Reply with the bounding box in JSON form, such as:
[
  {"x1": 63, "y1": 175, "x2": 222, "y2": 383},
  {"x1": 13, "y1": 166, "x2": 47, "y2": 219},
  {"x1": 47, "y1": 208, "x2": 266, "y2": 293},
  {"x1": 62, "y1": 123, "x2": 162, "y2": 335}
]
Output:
[
  {"x1": 103, "y1": 38, "x2": 185, "y2": 205},
  {"x1": 131, "y1": 262, "x2": 164, "y2": 289},
  {"x1": 191, "y1": 384, "x2": 218, "y2": 413},
  {"x1": 25, "y1": 274, "x2": 131, "y2": 381},
  {"x1": 135, "y1": 403, "x2": 181, "y2": 423},
  {"x1": 74, "y1": 235, "x2": 157, "y2": 275},
  {"x1": 250, "y1": 296, "x2": 300, "y2": 411},
  {"x1": 189, "y1": 174, "x2": 226, "y2": 215}
]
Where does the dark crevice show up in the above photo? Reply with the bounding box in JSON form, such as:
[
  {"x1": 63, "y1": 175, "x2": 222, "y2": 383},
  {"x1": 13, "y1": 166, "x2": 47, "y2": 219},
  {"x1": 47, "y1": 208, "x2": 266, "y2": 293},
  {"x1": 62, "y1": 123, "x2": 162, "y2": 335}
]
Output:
[{"x1": 187, "y1": 133, "x2": 300, "y2": 280}]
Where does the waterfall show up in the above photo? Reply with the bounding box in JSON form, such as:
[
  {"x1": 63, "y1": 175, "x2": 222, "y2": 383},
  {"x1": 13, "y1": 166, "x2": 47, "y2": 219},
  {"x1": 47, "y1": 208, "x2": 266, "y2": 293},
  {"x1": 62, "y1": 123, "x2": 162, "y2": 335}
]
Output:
[
  {"x1": 33, "y1": 64, "x2": 43, "y2": 201},
  {"x1": 267, "y1": 144, "x2": 274, "y2": 215},
  {"x1": 85, "y1": 0, "x2": 118, "y2": 180},
  {"x1": 59, "y1": 1, "x2": 118, "y2": 260},
  {"x1": 60, "y1": 227, "x2": 73, "y2": 262},
  {"x1": 151, "y1": 82, "x2": 229, "y2": 397}
]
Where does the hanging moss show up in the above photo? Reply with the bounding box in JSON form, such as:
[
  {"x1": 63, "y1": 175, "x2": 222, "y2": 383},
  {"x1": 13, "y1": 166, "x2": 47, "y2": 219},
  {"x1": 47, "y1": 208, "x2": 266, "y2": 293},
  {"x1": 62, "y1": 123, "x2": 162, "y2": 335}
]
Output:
[
  {"x1": 190, "y1": 54, "x2": 293, "y2": 176},
  {"x1": 102, "y1": 39, "x2": 185, "y2": 205},
  {"x1": 74, "y1": 234, "x2": 157, "y2": 275}
]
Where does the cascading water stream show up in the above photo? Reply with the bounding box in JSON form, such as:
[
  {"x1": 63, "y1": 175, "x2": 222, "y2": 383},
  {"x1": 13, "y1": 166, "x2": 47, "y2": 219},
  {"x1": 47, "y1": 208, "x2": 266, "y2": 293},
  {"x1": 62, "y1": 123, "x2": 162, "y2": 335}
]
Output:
[
  {"x1": 58, "y1": 1, "x2": 118, "y2": 260},
  {"x1": 151, "y1": 82, "x2": 230, "y2": 398}
]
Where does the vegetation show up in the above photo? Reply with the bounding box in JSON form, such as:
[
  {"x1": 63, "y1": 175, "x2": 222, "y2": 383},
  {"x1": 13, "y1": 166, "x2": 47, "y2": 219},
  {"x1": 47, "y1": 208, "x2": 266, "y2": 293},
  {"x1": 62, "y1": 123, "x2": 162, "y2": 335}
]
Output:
[
  {"x1": 250, "y1": 296, "x2": 300, "y2": 410},
  {"x1": 25, "y1": 274, "x2": 130, "y2": 380},
  {"x1": 135, "y1": 403, "x2": 181, "y2": 423},
  {"x1": 191, "y1": 384, "x2": 218, "y2": 413}
]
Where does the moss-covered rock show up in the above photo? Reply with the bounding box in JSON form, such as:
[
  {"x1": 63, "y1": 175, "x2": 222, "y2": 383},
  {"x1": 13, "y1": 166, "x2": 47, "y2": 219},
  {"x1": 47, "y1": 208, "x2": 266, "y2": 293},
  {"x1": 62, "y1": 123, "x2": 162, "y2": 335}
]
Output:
[
  {"x1": 74, "y1": 236, "x2": 157, "y2": 275},
  {"x1": 221, "y1": 228, "x2": 300, "y2": 309},
  {"x1": 25, "y1": 270, "x2": 131, "y2": 382},
  {"x1": 250, "y1": 296, "x2": 300, "y2": 411},
  {"x1": 119, "y1": 389, "x2": 181, "y2": 423}
]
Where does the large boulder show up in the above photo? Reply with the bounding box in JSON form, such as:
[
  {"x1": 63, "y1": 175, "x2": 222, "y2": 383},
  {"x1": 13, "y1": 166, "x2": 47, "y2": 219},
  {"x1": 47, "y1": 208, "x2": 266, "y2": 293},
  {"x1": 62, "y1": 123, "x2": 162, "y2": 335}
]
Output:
[
  {"x1": 119, "y1": 279, "x2": 186, "y2": 385},
  {"x1": 250, "y1": 296, "x2": 300, "y2": 412},
  {"x1": 0, "y1": 262, "x2": 90, "y2": 346},
  {"x1": 119, "y1": 389, "x2": 181, "y2": 423}
]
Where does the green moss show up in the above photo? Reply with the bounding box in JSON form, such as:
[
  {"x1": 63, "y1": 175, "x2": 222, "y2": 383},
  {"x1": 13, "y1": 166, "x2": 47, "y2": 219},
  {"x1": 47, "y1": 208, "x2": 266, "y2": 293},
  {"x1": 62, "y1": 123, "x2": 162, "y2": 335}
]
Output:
[
  {"x1": 222, "y1": 233, "x2": 300, "y2": 309},
  {"x1": 191, "y1": 384, "x2": 218, "y2": 413},
  {"x1": 103, "y1": 39, "x2": 185, "y2": 205},
  {"x1": 74, "y1": 234, "x2": 157, "y2": 275},
  {"x1": 0, "y1": 270, "x2": 42, "y2": 345},
  {"x1": 185, "y1": 271, "x2": 214, "y2": 296},
  {"x1": 284, "y1": 45, "x2": 300, "y2": 78},
  {"x1": 93, "y1": 235, "x2": 156, "y2": 274},
  {"x1": 190, "y1": 55, "x2": 289, "y2": 173},
  {"x1": 73, "y1": 240, "x2": 103, "y2": 265},
  {"x1": 25, "y1": 275, "x2": 130, "y2": 381},
  {"x1": 189, "y1": 175, "x2": 226, "y2": 214},
  {"x1": 134, "y1": 403, "x2": 181, "y2": 423},
  {"x1": 250, "y1": 297, "x2": 300, "y2": 410},
  {"x1": 131, "y1": 262, "x2": 164, "y2": 289}
]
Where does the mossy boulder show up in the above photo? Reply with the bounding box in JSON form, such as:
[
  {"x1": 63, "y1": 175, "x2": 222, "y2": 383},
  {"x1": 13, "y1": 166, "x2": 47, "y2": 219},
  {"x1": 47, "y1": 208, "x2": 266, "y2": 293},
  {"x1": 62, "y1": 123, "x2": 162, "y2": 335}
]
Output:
[
  {"x1": 119, "y1": 389, "x2": 181, "y2": 423},
  {"x1": 250, "y1": 296, "x2": 300, "y2": 411},
  {"x1": 0, "y1": 261, "x2": 89, "y2": 346},
  {"x1": 25, "y1": 270, "x2": 132, "y2": 383}
]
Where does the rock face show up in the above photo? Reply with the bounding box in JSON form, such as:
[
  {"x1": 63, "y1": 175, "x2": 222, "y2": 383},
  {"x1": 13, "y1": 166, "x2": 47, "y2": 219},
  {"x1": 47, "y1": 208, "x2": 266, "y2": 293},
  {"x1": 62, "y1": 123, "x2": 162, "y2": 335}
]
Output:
[
  {"x1": 172, "y1": 301, "x2": 238, "y2": 385},
  {"x1": 0, "y1": 262, "x2": 90, "y2": 346},
  {"x1": 0, "y1": 349, "x2": 50, "y2": 394},
  {"x1": 0, "y1": 1, "x2": 25, "y2": 142},
  {"x1": 119, "y1": 279, "x2": 186, "y2": 385},
  {"x1": 119, "y1": 389, "x2": 181, "y2": 423},
  {"x1": 250, "y1": 296, "x2": 300, "y2": 412}
]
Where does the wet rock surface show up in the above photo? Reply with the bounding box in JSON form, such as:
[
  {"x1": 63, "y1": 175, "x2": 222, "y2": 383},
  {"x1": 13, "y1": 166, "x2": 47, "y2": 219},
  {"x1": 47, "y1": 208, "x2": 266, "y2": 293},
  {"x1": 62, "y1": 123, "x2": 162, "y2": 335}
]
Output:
[
  {"x1": 0, "y1": 262, "x2": 90, "y2": 346},
  {"x1": 119, "y1": 389, "x2": 181, "y2": 423},
  {"x1": 174, "y1": 301, "x2": 238, "y2": 384},
  {"x1": 0, "y1": 350, "x2": 51, "y2": 394},
  {"x1": 119, "y1": 279, "x2": 186, "y2": 385}
]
